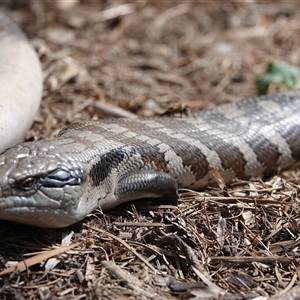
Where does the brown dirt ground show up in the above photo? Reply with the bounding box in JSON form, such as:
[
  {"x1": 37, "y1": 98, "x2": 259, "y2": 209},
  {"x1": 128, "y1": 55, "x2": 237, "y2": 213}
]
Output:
[{"x1": 1, "y1": 1, "x2": 300, "y2": 299}]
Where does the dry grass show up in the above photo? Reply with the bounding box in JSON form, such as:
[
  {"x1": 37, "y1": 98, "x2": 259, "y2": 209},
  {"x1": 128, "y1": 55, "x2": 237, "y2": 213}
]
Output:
[{"x1": 0, "y1": 1, "x2": 300, "y2": 299}]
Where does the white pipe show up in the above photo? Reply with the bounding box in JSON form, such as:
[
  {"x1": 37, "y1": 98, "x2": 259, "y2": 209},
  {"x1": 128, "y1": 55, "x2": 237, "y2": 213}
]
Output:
[{"x1": 0, "y1": 12, "x2": 42, "y2": 153}]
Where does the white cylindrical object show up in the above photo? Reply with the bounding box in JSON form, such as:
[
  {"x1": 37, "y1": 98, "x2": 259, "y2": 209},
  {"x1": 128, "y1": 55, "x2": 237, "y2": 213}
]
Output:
[{"x1": 0, "y1": 12, "x2": 42, "y2": 153}]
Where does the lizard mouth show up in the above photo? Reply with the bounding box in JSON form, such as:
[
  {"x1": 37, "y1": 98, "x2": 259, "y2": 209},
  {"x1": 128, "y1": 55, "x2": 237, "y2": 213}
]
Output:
[
  {"x1": 0, "y1": 195, "x2": 61, "y2": 211},
  {"x1": 0, "y1": 205, "x2": 75, "y2": 228}
]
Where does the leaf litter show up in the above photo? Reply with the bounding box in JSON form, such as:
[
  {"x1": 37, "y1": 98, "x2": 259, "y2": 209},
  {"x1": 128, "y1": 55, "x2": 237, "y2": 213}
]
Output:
[{"x1": 0, "y1": 2, "x2": 300, "y2": 299}]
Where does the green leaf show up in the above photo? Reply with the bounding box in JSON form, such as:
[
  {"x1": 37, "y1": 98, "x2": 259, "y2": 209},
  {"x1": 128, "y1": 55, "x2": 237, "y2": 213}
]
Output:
[{"x1": 255, "y1": 61, "x2": 299, "y2": 95}]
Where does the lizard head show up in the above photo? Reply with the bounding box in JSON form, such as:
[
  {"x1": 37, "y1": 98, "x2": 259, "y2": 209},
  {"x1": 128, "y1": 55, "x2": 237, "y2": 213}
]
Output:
[{"x1": 0, "y1": 140, "x2": 87, "y2": 228}]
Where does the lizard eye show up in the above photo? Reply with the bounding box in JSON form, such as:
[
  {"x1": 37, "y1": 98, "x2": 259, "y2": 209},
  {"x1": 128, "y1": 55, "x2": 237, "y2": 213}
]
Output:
[{"x1": 17, "y1": 178, "x2": 37, "y2": 191}]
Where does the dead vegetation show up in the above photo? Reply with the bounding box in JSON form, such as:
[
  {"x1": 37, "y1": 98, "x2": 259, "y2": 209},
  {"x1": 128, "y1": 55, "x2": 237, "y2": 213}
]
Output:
[{"x1": 0, "y1": 1, "x2": 300, "y2": 299}]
